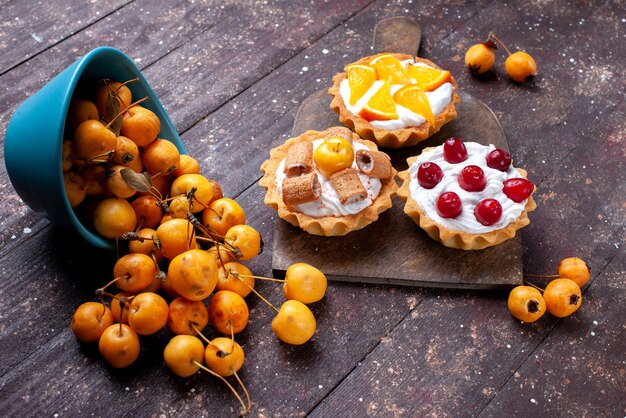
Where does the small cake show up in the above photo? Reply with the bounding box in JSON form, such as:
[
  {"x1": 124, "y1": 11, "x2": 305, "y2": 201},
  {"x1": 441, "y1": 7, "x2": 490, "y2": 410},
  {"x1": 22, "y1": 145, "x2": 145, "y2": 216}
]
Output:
[
  {"x1": 397, "y1": 137, "x2": 537, "y2": 250},
  {"x1": 259, "y1": 127, "x2": 398, "y2": 236},
  {"x1": 329, "y1": 53, "x2": 460, "y2": 149}
]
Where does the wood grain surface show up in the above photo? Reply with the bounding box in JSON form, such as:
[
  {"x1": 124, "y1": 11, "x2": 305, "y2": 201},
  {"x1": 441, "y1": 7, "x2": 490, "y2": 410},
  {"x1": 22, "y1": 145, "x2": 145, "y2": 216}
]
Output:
[{"x1": 0, "y1": 0, "x2": 624, "y2": 417}]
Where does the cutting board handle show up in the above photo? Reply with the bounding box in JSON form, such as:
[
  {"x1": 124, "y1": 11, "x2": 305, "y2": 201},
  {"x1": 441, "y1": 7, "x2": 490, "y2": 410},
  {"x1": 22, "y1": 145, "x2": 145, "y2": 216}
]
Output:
[{"x1": 373, "y1": 16, "x2": 422, "y2": 56}]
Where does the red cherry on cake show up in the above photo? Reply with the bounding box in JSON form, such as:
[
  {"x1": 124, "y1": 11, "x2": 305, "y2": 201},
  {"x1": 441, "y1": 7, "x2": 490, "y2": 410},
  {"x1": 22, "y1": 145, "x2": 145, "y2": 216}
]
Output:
[
  {"x1": 443, "y1": 137, "x2": 468, "y2": 164},
  {"x1": 437, "y1": 192, "x2": 462, "y2": 218},
  {"x1": 458, "y1": 165, "x2": 487, "y2": 192},
  {"x1": 417, "y1": 162, "x2": 444, "y2": 189},
  {"x1": 486, "y1": 148, "x2": 512, "y2": 171},
  {"x1": 474, "y1": 199, "x2": 502, "y2": 226},
  {"x1": 503, "y1": 178, "x2": 534, "y2": 202}
]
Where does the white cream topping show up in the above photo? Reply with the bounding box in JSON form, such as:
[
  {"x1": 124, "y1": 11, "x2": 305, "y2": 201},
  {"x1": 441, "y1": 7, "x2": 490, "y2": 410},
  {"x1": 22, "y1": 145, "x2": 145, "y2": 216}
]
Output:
[
  {"x1": 339, "y1": 59, "x2": 454, "y2": 130},
  {"x1": 276, "y1": 139, "x2": 382, "y2": 217},
  {"x1": 409, "y1": 142, "x2": 527, "y2": 234}
]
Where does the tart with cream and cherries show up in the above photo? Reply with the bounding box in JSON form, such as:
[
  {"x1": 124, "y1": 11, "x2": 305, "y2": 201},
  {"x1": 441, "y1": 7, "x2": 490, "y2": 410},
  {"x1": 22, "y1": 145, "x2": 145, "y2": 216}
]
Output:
[
  {"x1": 397, "y1": 137, "x2": 537, "y2": 250},
  {"x1": 329, "y1": 53, "x2": 460, "y2": 149},
  {"x1": 259, "y1": 127, "x2": 398, "y2": 236}
]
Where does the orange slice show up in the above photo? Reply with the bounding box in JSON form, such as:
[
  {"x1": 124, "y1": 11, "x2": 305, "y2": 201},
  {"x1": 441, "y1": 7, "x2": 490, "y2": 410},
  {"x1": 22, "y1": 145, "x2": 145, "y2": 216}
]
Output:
[
  {"x1": 393, "y1": 85, "x2": 436, "y2": 127},
  {"x1": 359, "y1": 81, "x2": 398, "y2": 121},
  {"x1": 406, "y1": 64, "x2": 451, "y2": 92},
  {"x1": 370, "y1": 54, "x2": 411, "y2": 85},
  {"x1": 346, "y1": 64, "x2": 376, "y2": 105}
]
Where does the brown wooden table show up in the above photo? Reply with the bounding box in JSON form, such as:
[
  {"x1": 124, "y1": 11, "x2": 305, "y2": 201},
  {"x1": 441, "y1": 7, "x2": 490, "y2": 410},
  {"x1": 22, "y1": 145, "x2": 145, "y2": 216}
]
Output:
[{"x1": 1, "y1": 1, "x2": 624, "y2": 416}]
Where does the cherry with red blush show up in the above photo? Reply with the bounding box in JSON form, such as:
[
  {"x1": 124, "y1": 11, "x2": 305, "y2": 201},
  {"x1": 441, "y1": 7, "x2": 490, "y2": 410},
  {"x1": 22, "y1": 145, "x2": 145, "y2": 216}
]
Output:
[
  {"x1": 486, "y1": 148, "x2": 512, "y2": 171},
  {"x1": 417, "y1": 162, "x2": 444, "y2": 189},
  {"x1": 503, "y1": 178, "x2": 534, "y2": 202},
  {"x1": 474, "y1": 199, "x2": 502, "y2": 226},
  {"x1": 436, "y1": 192, "x2": 462, "y2": 218},
  {"x1": 458, "y1": 165, "x2": 487, "y2": 192},
  {"x1": 443, "y1": 137, "x2": 468, "y2": 164}
]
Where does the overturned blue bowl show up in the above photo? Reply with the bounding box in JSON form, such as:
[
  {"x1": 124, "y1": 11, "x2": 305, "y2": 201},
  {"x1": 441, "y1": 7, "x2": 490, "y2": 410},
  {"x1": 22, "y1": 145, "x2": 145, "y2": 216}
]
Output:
[{"x1": 4, "y1": 46, "x2": 186, "y2": 250}]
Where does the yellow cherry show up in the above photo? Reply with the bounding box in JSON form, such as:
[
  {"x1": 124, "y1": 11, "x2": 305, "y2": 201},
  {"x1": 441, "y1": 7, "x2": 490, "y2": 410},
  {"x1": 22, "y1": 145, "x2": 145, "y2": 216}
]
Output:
[
  {"x1": 505, "y1": 51, "x2": 537, "y2": 83},
  {"x1": 271, "y1": 300, "x2": 316, "y2": 345},
  {"x1": 507, "y1": 286, "x2": 546, "y2": 323},
  {"x1": 465, "y1": 43, "x2": 496, "y2": 75},
  {"x1": 557, "y1": 257, "x2": 590, "y2": 287},
  {"x1": 283, "y1": 263, "x2": 327, "y2": 304},
  {"x1": 313, "y1": 137, "x2": 354, "y2": 178},
  {"x1": 163, "y1": 335, "x2": 205, "y2": 377},
  {"x1": 543, "y1": 279, "x2": 582, "y2": 318}
]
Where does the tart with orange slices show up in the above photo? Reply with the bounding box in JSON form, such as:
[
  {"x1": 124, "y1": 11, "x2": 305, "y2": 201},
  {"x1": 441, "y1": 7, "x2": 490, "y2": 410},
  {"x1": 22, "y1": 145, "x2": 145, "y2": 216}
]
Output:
[
  {"x1": 329, "y1": 53, "x2": 460, "y2": 148},
  {"x1": 259, "y1": 127, "x2": 398, "y2": 236}
]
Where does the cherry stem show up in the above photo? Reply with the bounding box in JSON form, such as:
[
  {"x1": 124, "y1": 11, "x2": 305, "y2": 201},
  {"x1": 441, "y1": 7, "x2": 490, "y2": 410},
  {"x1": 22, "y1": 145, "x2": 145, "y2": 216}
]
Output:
[
  {"x1": 213, "y1": 244, "x2": 229, "y2": 268},
  {"x1": 98, "y1": 275, "x2": 127, "y2": 293},
  {"x1": 98, "y1": 299, "x2": 108, "y2": 321},
  {"x1": 104, "y1": 96, "x2": 149, "y2": 131},
  {"x1": 236, "y1": 273, "x2": 284, "y2": 283},
  {"x1": 118, "y1": 77, "x2": 139, "y2": 90},
  {"x1": 231, "y1": 272, "x2": 280, "y2": 314},
  {"x1": 233, "y1": 370, "x2": 252, "y2": 415},
  {"x1": 523, "y1": 273, "x2": 559, "y2": 279},
  {"x1": 523, "y1": 280, "x2": 545, "y2": 293},
  {"x1": 189, "y1": 215, "x2": 240, "y2": 256},
  {"x1": 196, "y1": 236, "x2": 222, "y2": 247},
  {"x1": 193, "y1": 361, "x2": 247, "y2": 415},
  {"x1": 148, "y1": 186, "x2": 163, "y2": 202},
  {"x1": 190, "y1": 323, "x2": 219, "y2": 349},
  {"x1": 488, "y1": 32, "x2": 512, "y2": 56}
]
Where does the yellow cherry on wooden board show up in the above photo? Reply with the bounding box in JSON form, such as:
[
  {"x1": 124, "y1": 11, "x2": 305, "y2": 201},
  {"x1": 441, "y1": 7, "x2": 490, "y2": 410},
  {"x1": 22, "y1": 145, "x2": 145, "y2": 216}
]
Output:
[{"x1": 313, "y1": 137, "x2": 354, "y2": 178}]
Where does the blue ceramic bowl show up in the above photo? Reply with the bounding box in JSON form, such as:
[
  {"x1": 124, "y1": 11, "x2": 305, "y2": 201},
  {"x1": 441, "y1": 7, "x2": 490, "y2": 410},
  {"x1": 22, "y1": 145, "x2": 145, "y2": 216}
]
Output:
[{"x1": 4, "y1": 46, "x2": 186, "y2": 250}]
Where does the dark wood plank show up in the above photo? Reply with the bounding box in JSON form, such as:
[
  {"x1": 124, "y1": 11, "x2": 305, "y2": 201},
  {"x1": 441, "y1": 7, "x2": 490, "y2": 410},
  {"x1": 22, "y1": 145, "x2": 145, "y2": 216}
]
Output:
[
  {"x1": 0, "y1": 0, "x2": 623, "y2": 417},
  {"x1": 373, "y1": 16, "x2": 422, "y2": 55},
  {"x1": 0, "y1": 1, "x2": 496, "y2": 415},
  {"x1": 0, "y1": 0, "x2": 130, "y2": 74},
  {"x1": 140, "y1": 0, "x2": 373, "y2": 135}
]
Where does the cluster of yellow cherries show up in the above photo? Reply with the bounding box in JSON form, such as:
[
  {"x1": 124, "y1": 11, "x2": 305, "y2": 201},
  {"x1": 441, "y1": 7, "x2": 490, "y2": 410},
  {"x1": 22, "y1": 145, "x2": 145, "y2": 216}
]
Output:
[
  {"x1": 508, "y1": 257, "x2": 590, "y2": 323},
  {"x1": 465, "y1": 32, "x2": 537, "y2": 83},
  {"x1": 66, "y1": 79, "x2": 328, "y2": 415}
]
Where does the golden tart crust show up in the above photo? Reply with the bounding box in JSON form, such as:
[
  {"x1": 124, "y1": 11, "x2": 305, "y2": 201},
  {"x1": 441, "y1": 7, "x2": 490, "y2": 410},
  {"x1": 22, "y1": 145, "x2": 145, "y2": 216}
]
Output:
[
  {"x1": 397, "y1": 153, "x2": 537, "y2": 250},
  {"x1": 259, "y1": 128, "x2": 398, "y2": 236},
  {"x1": 329, "y1": 53, "x2": 461, "y2": 149}
]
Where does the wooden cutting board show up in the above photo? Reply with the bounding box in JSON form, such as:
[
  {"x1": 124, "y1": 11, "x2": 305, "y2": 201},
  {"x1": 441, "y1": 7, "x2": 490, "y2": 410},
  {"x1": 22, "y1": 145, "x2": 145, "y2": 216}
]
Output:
[{"x1": 270, "y1": 17, "x2": 524, "y2": 289}]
